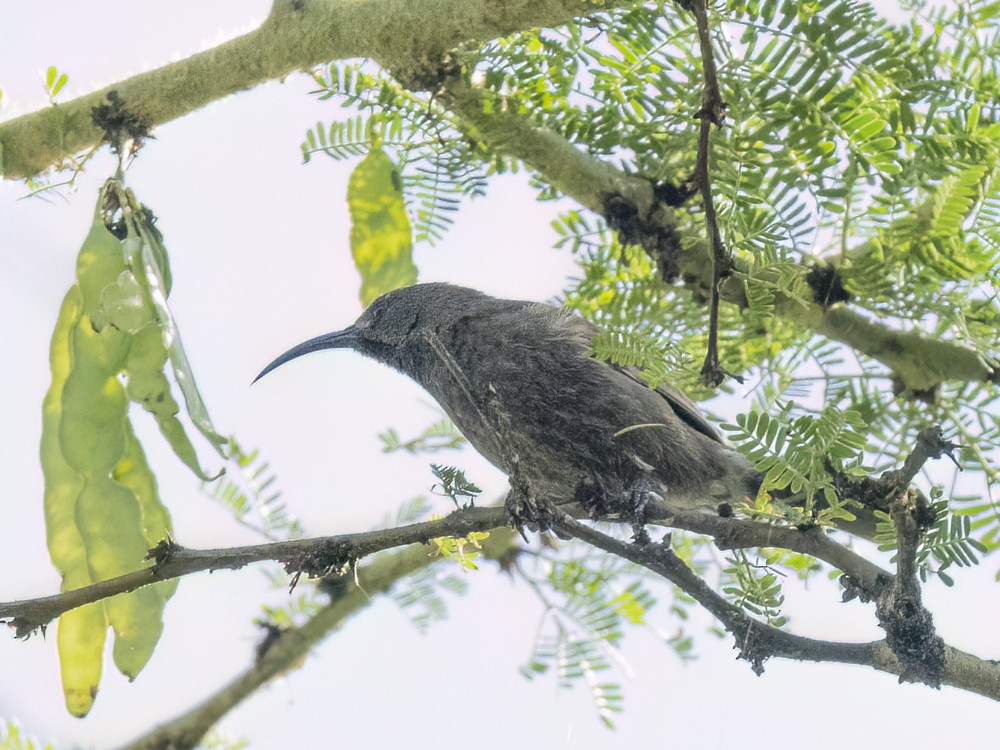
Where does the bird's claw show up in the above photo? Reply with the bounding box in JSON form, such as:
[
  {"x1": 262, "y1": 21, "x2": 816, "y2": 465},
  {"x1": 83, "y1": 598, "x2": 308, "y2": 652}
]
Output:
[
  {"x1": 505, "y1": 479, "x2": 558, "y2": 540},
  {"x1": 625, "y1": 475, "x2": 661, "y2": 545},
  {"x1": 573, "y1": 473, "x2": 659, "y2": 544},
  {"x1": 574, "y1": 475, "x2": 615, "y2": 518}
]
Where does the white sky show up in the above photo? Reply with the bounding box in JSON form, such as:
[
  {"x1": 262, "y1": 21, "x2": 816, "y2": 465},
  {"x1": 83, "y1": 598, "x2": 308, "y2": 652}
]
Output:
[{"x1": 1, "y1": 2, "x2": 998, "y2": 748}]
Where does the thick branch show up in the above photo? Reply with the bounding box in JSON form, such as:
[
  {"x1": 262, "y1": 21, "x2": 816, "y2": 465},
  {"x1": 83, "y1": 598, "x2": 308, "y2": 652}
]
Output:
[
  {"x1": 771, "y1": 296, "x2": 995, "y2": 391},
  {"x1": 0, "y1": 0, "x2": 639, "y2": 179},
  {"x1": 438, "y1": 82, "x2": 994, "y2": 390},
  {"x1": 4, "y1": 1, "x2": 992, "y2": 390},
  {"x1": 890, "y1": 490, "x2": 923, "y2": 600},
  {"x1": 868, "y1": 427, "x2": 952, "y2": 687},
  {"x1": 439, "y1": 79, "x2": 657, "y2": 217}
]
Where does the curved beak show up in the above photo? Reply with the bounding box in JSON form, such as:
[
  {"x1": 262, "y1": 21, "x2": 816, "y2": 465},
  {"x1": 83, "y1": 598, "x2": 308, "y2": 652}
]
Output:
[{"x1": 253, "y1": 326, "x2": 359, "y2": 383}]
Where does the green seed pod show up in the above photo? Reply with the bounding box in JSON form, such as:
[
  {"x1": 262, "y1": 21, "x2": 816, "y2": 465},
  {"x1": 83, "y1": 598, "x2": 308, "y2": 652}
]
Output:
[
  {"x1": 57, "y1": 603, "x2": 107, "y2": 718},
  {"x1": 76, "y1": 198, "x2": 127, "y2": 324},
  {"x1": 59, "y1": 321, "x2": 129, "y2": 476}
]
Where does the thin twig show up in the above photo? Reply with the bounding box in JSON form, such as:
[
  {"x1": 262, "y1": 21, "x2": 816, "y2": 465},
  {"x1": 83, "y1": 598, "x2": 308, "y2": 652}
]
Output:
[
  {"x1": 551, "y1": 508, "x2": 876, "y2": 674},
  {"x1": 885, "y1": 425, "x2": 961, "y2": 487},
  {"x1": 688, "y1": 0, "x2": 732, "y2": 387},
  {"x1": 116, "y1": 530, "x2": 518, "y2": 750},
  {"x1": 551, "y1": 509, "x2": 1000, "y2": 700},
  {"x1": 649, "y1": 505, "x2": 890, "y2": 597},
  {"x1": 0, "y1": 506, "x2": 507, "y2": 636},
  {"x1": 1, "y1": 500, "x2": 891, "y2": 636}
]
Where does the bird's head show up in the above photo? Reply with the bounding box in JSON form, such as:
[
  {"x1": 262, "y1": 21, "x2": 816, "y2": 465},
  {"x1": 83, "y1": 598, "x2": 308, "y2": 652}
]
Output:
[{"x1": 253, "y1": 283, "x2": 489, "y2": 382}]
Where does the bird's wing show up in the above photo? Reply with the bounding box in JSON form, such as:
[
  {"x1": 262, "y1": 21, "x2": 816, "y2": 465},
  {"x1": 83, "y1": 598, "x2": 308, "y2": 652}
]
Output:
[
  {"x1": 549, "y1": 307, "x2": 725, "y2": 444},
  {"x1": 611, "y1": 363, "x2": 724, "y2": 444}
]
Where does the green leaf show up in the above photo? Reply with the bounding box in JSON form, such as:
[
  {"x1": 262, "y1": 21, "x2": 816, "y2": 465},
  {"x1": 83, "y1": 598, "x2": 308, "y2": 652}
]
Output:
[
  {"x1": 347, "y1": 147, "x2": 416, "y2": 306},
  {"x1": 429, "y1": 463, "x2": 481, "y2": 506},
  {"x1": 44, "y1": 65, "x2": 68, "y2": 99},
  {"x1": 201, "y1": 438, "x2": 301, "y2": 541},
  {"x1": 379, "y1": 418, "x2": 465, "y2": 454},
  {"x1": 0, "y1": 718, "x2": 57, "y2": 750}
]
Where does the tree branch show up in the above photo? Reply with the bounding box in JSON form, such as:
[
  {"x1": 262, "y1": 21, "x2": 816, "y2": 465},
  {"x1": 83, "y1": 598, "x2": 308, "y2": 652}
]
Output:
[
  {"x1": 0, "y1": 505, "x2": 508, "y2": 635},
  {"x1": 884, "y1": 425, "x2": 961, "y2": 488},
  {"x1": 438, "y1": 78, "x2": 658, "y2": 217},
  {"x1": 110, "y1": 506, "x2": 1000, "y2": 750},
  {"x1": 2, "y1": 501, "x2": 894, "y2": 633},
  {"x1": 4, "y1": 497, "x2": 997, "y2": 746},
  {"x1": 116, "y1": 528, "x2": 518, "y2": 750},
  {"x1": 650, "y1": 505, "x2": 890, "y2": 598},
  {"x1": 864, "y1": 426, "x2": 954, "y2": 687},
  {"x1": 0, "y1": 0, "x2": 640, "y2": 180},
  {"x1": 552, "y1": 509, "x2": 875, "y2": 672},
  {"x1": 771, "y1": 296, "x2": 996, "y2": 391},
  {"x1": 688, "y1": 0, "x2": 731, "y2": 387},
  {"x1": 436, "y1": 79, "x2": 994, "y2": 390},
  {"x1": 551, "y1": 510, "x2": 1000, "y2": 700},
  {"x1": 3, "y1": 1, "x2": 992, "y2": 390},
  {"x1": 872, "y1": 486, "x2": 947, "y2": 687}
]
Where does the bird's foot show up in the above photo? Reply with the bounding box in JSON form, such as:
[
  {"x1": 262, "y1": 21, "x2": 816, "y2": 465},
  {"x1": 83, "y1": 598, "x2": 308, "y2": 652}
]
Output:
[
  {"x1": 505, "y1": 478, "x2": 557, "y2": 540},
  {"x1": 574, "y1": 475, "x2": 620, "y2": 519},
  {"x1": 625, "y1": 475, "x2": 663, "y2": 546},
  {"x1": 573, "y1": 474, "x2": 660, "y2": 544}
]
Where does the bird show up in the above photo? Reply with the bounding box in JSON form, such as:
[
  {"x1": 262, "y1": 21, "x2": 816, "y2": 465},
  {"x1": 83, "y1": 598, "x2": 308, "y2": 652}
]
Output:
[{"x1": 255, "y1": 283, "x2": 762, "y2": 533}]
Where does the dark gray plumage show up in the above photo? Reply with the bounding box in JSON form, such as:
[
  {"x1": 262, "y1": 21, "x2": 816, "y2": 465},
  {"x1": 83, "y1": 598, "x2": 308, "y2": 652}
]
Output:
[{"x1": 256, "y1": 283, "x2": 761, "y2": 527}]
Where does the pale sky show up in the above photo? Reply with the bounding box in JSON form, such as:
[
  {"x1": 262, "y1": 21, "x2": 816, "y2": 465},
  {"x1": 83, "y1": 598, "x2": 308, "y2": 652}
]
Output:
[{"x1": 1, "y1": 3, "x2": 997, "y2": 748}]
